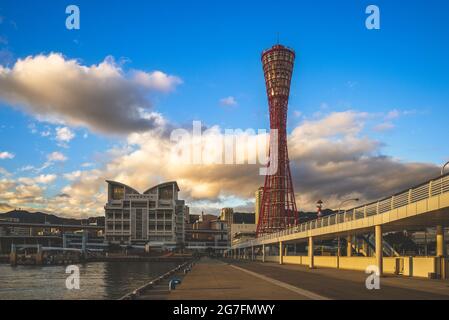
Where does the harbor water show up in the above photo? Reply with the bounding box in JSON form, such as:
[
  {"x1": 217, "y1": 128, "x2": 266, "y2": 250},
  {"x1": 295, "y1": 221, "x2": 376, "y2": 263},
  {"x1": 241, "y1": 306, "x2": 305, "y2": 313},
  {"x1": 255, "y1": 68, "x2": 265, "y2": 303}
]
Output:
[{"x1": 0, "y1": 261, "x2": 179, "y2": 300}]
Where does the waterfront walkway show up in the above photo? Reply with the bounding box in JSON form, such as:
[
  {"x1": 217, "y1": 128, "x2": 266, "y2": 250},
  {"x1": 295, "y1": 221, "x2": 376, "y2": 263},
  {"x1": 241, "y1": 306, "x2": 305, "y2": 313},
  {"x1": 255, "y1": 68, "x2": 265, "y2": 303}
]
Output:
[
  {"x1": 168, "y1": 258, "x2": 449, "y2": 300},
  {"x1": 168, "y1": 258, "x2": 324, "y2": 300}
]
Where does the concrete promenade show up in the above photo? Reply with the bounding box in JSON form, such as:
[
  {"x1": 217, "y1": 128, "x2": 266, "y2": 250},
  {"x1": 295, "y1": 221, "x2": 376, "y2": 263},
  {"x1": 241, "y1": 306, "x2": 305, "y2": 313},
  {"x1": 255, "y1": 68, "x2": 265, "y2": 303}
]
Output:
[
  {"x1": 168, "y1": 258, "x2": 449, "y2": 300},
  {"x1": 168, "y1": 258, "x2": 324, "y2": 300}
]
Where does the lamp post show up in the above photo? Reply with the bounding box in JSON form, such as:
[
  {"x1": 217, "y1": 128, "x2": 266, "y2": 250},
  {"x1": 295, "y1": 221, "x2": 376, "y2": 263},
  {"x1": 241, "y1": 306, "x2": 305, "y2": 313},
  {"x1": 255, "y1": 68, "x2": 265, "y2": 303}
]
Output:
[
  {"x1": 337, "y1": 198, "x2": 360, "y2": 215},
  {"x1": 442, "y1": 161, "x2": 449, "y2": 176}
]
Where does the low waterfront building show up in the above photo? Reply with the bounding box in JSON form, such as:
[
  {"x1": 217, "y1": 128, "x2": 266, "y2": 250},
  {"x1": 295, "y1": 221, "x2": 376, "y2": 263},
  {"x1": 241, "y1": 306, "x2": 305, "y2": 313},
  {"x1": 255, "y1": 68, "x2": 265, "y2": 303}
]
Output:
[
  {"x1": 219, "y1": 208, "x2": 234, "y2": 225},
  {"x1": 104, "y1": 180, "x2": 187, "y2": 248},
  {"x1": 230, "y1": 212, "x2": 256, "y2": 246},
  {"x1": 0, "y1": 218, "x2": 31, "y2": 236},
  {"x1": 185, "y1": 212, "x2": 229, "y2": 252}
]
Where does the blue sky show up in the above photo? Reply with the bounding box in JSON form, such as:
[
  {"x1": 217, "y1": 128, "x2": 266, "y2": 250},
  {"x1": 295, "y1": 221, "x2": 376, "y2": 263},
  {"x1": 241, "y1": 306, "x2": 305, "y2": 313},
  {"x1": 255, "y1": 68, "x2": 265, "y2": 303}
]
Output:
[{"x1": 0, "y1": 0, "x2": 448, "y2": 216}]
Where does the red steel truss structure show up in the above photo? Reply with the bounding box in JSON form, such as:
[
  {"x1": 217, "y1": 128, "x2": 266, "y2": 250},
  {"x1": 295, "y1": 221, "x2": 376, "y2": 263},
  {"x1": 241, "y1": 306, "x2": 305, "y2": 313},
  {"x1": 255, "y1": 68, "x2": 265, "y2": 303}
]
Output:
[{"x1": 257, "y1": 44, "x2": 298, "y2": 236}]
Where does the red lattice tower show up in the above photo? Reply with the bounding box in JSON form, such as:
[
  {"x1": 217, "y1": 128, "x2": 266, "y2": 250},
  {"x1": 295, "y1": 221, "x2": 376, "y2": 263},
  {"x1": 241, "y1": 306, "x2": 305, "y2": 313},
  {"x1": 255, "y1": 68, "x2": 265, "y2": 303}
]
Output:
[{"x1": 257, "y1": 44, "x2": 298, "y2": 236}]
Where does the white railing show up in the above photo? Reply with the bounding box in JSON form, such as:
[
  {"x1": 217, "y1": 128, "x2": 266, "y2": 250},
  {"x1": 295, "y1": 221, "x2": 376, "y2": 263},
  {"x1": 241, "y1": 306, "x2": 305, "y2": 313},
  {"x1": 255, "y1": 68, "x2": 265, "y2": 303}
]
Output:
[{"x1": 234, "y1": 173, "x2": 449, "y2": 249}]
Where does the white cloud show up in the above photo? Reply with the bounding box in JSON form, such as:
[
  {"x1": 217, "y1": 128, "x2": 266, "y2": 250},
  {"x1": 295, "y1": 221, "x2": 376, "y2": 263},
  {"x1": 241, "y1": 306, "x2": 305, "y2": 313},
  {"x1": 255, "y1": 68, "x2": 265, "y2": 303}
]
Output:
[
  {"x1": 55, "y1": 126, "x2": 75, "y2": 145},
  {"x1": 18, "y1": 174, "x2": 57, "y2": 185},
  {"x1": 0, "y1": 167, "x2": 11, "y2": 176},
  {"x1": 19, "y1": 165, "x2": 35, "y2": 172},
  {"x1": 220, "y1": 96, "x2": 238, "y2": 106},
  {"x1": 81, "y1": 162, "x2": 94, "y2": 168},
  {"x1": 131, "y1": 70, "x2": 183, "y2": 93},
  {"x1": 35, "y1": 174, "x2": 57, "y2": 184},
  {"x1": 64, "y1": 170, "x2": 82, "y2": 181},
  {"x1": 0, "y1": 53, "x2": 182, "y2": 134},
  {"x1": 0, "y1": 151, "x2": 14, "y2": 159},
  {"x1": 47, "y1": 152, "x2": 67, "y2": 162},
  {"x1": 0, "y1": 110, "x2": 438, "y2": 217}
]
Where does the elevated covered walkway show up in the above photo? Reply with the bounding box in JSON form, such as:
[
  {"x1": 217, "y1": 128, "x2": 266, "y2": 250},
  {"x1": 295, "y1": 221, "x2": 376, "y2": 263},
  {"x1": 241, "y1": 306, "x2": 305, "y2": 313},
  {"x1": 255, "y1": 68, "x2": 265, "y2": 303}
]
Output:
[{"x1": 227, "y1": 173, "x2": 449, "y2": 278}]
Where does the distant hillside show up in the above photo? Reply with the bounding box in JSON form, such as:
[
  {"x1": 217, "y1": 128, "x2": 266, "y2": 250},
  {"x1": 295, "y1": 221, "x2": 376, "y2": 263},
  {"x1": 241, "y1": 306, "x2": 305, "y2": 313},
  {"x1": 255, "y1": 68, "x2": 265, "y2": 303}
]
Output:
[{"x1": 0, "y1": 210, "x2": 105, "y2": 226}]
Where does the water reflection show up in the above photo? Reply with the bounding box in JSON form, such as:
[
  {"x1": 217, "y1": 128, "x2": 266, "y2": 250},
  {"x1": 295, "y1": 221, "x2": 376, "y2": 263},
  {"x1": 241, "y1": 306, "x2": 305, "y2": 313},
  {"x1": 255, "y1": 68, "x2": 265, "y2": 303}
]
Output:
[{"x1": 0, "y1": 261, "x2": 178, "y2": 300}]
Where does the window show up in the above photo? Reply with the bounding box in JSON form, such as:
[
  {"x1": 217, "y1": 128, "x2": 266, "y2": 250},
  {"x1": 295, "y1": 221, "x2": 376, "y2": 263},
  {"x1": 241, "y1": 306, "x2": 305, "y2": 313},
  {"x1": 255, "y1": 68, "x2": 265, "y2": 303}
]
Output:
[
  {"x1": 112, "y1": 186, "x2": 124, "y2": 200},
  {"x1": 158, "y1": 186, "x2": 173, "y2": 200},
  {"x1": 106, "y1": 210, "x2": 114, "y2": 219},
  {"x1": 123, "y1": 211, "x2": 130, "y2": 219},
  {"x1": 131, "y1": 202, "x2": 147, "y2": 208}
]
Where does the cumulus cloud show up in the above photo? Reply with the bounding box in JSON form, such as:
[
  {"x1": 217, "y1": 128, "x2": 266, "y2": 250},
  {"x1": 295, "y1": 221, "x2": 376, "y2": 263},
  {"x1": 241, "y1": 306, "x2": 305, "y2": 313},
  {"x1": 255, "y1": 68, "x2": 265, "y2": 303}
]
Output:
[
  {"x1": 0, "y1": 151, "x2": 14, "y2": 159},
  {"x1": 0, "y1": 111, "x2": 438, "y2": 217},
  {"x1": 64, "y1": 170, "x2": 82, "y2": 181},
  {"x1": 47, "y1": 152, "x2": 67, "y2": 162},
  {"x1": 220, "y1": 96, "x2": 238, "y2": 106},
  {"x1": 131, "y1": 70, "x2": 183, "y2": 93},
  {"x1": 287, "y1": 112, "x2": 436, "y2": 209},
  {"x1": 18, "y1": 174, "x2": 57, "y2": 185},
  {"x1": 0, "y1": 178, "x2": 46, "y2": 209},
  {"x1": 0, "y1": 53, "x2": 182, "y2": 134},
  {"x1": 55, "y1": 126, "x2": 75, "y2": 144}
]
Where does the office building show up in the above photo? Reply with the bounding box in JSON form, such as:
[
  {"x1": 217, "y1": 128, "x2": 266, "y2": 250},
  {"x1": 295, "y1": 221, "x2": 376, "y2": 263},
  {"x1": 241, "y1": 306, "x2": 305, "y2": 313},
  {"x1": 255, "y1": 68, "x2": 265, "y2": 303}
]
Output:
[{"x1": 104, "y1": 180, "x2": 187, "y2": 248}]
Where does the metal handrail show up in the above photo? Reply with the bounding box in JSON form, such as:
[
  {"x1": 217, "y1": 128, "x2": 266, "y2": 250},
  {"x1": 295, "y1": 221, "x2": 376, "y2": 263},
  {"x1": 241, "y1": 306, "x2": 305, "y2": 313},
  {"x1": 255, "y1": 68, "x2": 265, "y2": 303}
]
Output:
[{"x1": 233, "y1": 172, "x2": 449, "y2": 249}]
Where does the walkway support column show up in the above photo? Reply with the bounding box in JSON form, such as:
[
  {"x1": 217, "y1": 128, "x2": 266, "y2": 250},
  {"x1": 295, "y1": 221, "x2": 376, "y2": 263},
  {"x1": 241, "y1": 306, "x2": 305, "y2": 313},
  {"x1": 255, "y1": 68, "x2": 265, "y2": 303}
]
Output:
[
  {"x1": 279, "y1": 242, "x2": 283, "y2": 265},
  {"x1": 375, "y1": 225, "x2": 383, "y2": 276},
  {"x1": 436, "y1": 225, "x2": 445, "y2": 257},
  {"x1": 436, "y1": 225, "x2": 446, "y2": 279},
  {"x1": 262, "y1": 244, "x2": 265, "y2": 262},
  {"x1": 347, "y1": 235, "x2": 352, "y2": 257},
  {"x1": 251, "y1": 246, "x2": 254, "y2": 261},
  {"x1": 337, "y1": 237, "x2": 340, "y2": 269},
  {"x1": 308, "y1": 237, "x2": 314, "y2": 269}
]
